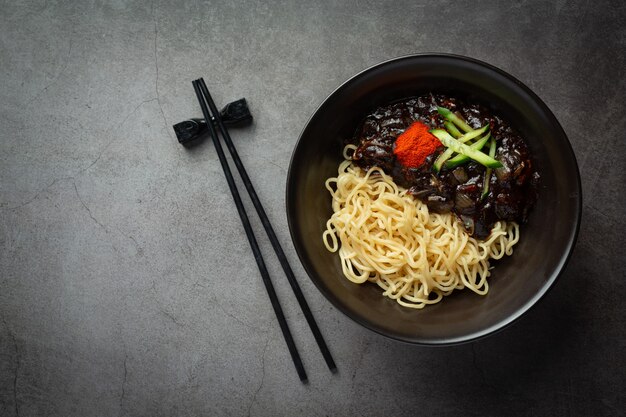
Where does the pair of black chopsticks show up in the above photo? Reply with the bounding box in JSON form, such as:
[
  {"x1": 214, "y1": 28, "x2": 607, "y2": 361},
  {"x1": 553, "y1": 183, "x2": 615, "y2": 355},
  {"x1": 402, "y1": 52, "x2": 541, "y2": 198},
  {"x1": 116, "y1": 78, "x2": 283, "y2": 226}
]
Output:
[{"x1": 191, "y1": 78, "x2": 336, "y2": 382}]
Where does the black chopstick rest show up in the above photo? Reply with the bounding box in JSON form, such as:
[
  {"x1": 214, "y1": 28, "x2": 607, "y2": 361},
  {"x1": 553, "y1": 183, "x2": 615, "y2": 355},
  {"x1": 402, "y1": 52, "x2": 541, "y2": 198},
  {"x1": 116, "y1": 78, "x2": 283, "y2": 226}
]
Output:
[
  {"x1": 173, "y1": 118, "x2": 206, "y2": 147},
  {"x1": 173, "y1": 98, "x2": 252, "y2": 147},
  {"x1": 220, "y1": 98, "x2": 253, "y2": 126}
]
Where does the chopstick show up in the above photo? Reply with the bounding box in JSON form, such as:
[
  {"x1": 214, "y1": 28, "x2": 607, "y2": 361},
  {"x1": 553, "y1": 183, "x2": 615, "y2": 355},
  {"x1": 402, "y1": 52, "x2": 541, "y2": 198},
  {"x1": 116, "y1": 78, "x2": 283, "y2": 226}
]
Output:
[
  {"x1": 192, "y1": 80, "x2": 307, "y2": 382},
  {"x1": 196, "y1": 79, "x2": 337, "y2": 373}
]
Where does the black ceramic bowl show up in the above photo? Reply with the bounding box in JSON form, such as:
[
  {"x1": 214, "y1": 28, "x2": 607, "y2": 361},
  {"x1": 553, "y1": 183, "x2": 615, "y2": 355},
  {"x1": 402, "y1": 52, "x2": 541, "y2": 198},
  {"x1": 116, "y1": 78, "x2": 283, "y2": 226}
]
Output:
[{"x1": 286, "y1": 54, "x2": 581, "y2": 345}]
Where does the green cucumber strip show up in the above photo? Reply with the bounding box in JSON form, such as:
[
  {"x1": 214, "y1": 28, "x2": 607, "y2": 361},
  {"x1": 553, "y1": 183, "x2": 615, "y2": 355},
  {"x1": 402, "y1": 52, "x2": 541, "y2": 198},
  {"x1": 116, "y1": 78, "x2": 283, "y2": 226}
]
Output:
[
  {"x1": 444, "y1": 133, "x2": 492, "y2": 169},
  {"x1": 481, "y1": 136, "x2": 497, "y2": 199},
  {"x1": 457, "y1": 124, "x2": 488, "y2": 141},
  {"x1": 444, "y1": 121, "x2": 463, "y2": 138},
  {"x1": 437, "y1": 106, "x2": 473, "y2": 133},
  {"x1": 430, "y1": 129, "x2": 501, "y2": 168},
  {"x1": 432, "y1": 125, "x2": 489, "y2": 173}
]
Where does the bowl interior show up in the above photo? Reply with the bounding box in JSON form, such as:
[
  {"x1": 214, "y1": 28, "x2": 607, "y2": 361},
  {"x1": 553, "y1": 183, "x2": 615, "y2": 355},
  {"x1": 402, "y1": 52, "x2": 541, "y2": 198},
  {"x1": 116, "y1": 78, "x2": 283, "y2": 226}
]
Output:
[{"x1": 286, "y1": 55, "x2": 581, "y2": 344}]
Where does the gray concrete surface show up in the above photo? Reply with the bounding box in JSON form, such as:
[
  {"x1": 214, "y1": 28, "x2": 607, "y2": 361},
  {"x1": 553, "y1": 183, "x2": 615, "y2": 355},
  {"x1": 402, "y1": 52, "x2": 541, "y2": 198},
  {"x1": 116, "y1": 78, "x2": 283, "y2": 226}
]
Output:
[{"x1": 1, "y1": 0, "x2": 625, "y2": 416}]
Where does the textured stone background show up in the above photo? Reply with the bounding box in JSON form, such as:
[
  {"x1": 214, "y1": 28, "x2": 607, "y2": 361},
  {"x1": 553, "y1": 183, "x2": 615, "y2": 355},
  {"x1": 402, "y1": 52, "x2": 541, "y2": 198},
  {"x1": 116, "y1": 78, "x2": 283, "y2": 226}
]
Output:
[{"x1": 1, "y1": 0, "x2": 625, "y2": 416}]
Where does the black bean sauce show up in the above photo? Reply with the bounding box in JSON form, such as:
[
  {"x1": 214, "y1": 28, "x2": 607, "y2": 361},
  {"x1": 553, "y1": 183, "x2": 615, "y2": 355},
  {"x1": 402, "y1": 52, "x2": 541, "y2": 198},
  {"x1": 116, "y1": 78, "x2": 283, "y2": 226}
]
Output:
[{"x1": 350, "y1": 94, "x2": 540, "y2": 240}]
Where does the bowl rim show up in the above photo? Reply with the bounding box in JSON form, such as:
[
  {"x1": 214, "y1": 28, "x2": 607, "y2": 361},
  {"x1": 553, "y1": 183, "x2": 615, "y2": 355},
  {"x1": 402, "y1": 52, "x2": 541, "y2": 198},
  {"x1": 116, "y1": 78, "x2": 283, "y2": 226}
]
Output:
[{"x1": 286, "y1": 53, "x2": 582, "y2": 346}]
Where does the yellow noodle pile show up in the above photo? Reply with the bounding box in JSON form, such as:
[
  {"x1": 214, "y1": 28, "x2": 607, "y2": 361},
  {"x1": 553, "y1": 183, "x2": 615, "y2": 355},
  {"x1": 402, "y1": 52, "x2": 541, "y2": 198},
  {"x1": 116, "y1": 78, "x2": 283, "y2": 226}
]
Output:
[{"x1": 322, "y1": 146, "x2": 519, "y2": 309}]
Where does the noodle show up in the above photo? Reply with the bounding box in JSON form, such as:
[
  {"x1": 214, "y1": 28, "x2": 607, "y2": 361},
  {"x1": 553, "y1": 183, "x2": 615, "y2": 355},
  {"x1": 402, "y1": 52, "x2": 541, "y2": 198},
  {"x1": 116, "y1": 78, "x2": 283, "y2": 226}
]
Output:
[{"x1": 323, "y1": 145, "x2": 519, "y2": 309}]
